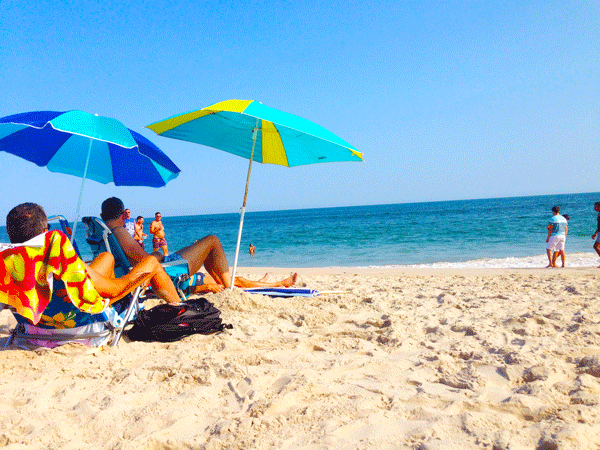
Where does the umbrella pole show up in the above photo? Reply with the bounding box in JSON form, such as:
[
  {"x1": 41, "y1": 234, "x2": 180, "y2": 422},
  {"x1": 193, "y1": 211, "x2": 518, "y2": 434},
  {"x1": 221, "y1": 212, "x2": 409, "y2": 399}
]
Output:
[
  {"x1": 230, "y1": 124, "x2": 259, "y2": 289},
  {"x1": 70, "y1": 138, "x2": 93, "y2": 244}
]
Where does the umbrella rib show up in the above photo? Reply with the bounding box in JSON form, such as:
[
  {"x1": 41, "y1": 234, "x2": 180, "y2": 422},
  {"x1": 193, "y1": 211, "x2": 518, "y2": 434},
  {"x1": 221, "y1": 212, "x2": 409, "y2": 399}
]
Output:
[
  {"x1": 47, "y1": 123, "x2": 139, "y2": 149},
  {"x1": 204, "y1": 109, "x2": 359, "y2": 154},
  {"x1": 232, "y1": 113, "x2": 360, "y2": 154}
]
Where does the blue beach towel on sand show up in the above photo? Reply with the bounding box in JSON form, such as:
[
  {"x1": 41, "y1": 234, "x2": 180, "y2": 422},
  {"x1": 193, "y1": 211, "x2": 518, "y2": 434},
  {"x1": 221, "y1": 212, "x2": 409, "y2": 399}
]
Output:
[{"x1": 243, "y1": 288, "x2": 319, "y2": 298}]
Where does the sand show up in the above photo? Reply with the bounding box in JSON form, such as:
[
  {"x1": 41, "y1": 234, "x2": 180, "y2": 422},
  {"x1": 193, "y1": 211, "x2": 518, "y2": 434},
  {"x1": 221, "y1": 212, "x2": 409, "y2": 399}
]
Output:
[{"x1": 1, "y1": 267, "x2": 600, "y2": 450}]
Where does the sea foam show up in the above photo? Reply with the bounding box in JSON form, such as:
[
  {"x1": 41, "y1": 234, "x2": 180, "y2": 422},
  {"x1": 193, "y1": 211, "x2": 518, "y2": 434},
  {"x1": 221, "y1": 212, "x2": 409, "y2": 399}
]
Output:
[{"x1": 374, "y1": 253, "x2": 599, "y2": 269}]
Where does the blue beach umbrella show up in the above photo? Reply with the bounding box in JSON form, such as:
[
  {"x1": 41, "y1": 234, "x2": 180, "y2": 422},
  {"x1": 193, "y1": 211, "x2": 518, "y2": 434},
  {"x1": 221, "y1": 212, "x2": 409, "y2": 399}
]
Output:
[
  {"x1": 147, "y1": 99, "x2": 363, "y2": 287},
  {"x1": 0, "y1": 110, "x2": 181, "y2": 239}
]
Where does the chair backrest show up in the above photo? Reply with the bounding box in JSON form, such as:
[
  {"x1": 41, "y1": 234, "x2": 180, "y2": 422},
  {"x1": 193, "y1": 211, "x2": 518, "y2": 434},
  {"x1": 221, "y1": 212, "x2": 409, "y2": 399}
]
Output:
[
  {"x1": 82, "y1": 216, "x2": 132, "y2": 278},
  {"x1": 1, "y1": 230, "x2": 140, "y2": 348},
  {"x1": 47, "y1": 214, "x2": 81, "y2": 256}
]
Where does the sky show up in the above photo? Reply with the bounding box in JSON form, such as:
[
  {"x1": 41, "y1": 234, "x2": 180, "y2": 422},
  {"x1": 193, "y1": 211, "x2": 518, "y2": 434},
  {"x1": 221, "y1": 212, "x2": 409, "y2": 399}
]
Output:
[{"x1": 1, "y1": 0, "x2": 599, "y2": 223}]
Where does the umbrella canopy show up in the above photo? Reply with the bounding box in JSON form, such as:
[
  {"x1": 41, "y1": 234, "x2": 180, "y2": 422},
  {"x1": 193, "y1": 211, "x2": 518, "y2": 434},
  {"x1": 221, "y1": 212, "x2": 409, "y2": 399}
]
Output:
[
  {"x1": 147, "y1": 99, "x2": 363, "y2": 166},
  {"x1": 147, "y1": 100, "x2": 362, "y2": 287},
  {"x1": 0, "y1": 110, "x2": 180, "y2": 187},
  {"x1": 0, "y1": 110, "x2": 181, "y2": 240}
]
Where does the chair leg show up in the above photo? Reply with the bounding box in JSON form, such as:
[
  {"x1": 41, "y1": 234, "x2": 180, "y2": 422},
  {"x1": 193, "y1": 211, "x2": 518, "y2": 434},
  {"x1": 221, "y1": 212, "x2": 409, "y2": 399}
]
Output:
[
  {"x1": 174, "y1": 273, "x2": 191, "y2": 301},
  {"x1": 111, "y1": 286, "x2": 143, "y2": 347},
  {"x1": 4, "y1": 328, "x2": 16, "y2": 348}
]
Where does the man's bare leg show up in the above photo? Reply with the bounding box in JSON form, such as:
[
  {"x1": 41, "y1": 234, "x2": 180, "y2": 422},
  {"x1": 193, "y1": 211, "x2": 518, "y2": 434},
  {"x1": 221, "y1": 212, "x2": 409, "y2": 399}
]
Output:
[
  {"x1": 594, "y1": 242, "x2": 600, "y2": 267},
  {"x1": 149, "y1": 267, "x2": 180, "y2": 303},
  {"x1": 234, "y1": 273, "x2": 298, "y2": 288},
  {"x1": 193, "y1": 273, "x2": 298, "y2": 293},
  {"x1": 546, "y1": 249, "x2": 554, "y2": 268},
  {"x1": 176, "y1": 235, "x2": 232, "y2": 288},
  {"x1": 88, "y1": 252, "x2": 117, "y2": 279},
  {"x1": 86, "y1": 254, "x2": 179, "y2": 303},
  {"x1": 161, "y1": 244, "x2": 169, "y2": 256}
]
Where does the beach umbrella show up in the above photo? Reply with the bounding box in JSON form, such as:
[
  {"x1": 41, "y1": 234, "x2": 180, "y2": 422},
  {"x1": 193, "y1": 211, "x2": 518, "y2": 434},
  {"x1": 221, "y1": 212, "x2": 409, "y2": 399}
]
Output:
[
  {"x1": 147, "y1": 99, "x2": 363, "y2": 287},
  {"x1": 0, "y1": 110, "x2": 181, "y2": 240}
]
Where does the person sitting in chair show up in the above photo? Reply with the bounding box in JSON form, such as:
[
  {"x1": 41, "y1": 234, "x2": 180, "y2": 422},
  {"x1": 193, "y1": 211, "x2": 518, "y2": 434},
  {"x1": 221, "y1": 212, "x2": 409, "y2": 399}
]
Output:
[
  {"x1": 101, "y1": 197, "x2": 298, "y2": 294},
  {"x1": 6, "y1": 203, "x2": 181, "y2": 305}
]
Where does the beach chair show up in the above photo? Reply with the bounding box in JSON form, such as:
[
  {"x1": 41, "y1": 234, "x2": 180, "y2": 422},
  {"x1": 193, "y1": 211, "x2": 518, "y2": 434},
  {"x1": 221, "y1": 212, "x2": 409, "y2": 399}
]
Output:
[
  {"x1": 47, "y1": 214, "x2": 81, "y2": 256},
  {"x1": 1, "y1": 230, "x2": 142, "y2": 349},
  {"x1": 82, "y1": 216, "x2": 192, "y2": 300}
]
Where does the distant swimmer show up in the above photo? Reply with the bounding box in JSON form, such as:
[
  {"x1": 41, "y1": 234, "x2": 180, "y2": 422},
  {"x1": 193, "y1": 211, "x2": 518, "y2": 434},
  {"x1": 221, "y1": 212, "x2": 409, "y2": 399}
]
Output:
[
  {"x1": 249, "y1": 243, "x2": 256, "y2": 257},
  {"x1": 150, "y1": 212, "x2": 168, "y2": 256}
]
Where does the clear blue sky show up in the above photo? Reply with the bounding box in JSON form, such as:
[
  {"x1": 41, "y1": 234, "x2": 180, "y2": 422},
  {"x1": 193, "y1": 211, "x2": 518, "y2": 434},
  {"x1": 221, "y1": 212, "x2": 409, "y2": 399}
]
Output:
[{"x1": 1, "y1": 1, "x2": 599, "y2": 223}]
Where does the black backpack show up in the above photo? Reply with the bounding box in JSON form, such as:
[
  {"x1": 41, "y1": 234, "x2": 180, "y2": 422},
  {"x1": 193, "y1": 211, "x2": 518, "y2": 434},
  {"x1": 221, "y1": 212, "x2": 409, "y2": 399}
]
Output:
[{"x1": 126, "y1": 298, "x2": 232, "y2": 343}]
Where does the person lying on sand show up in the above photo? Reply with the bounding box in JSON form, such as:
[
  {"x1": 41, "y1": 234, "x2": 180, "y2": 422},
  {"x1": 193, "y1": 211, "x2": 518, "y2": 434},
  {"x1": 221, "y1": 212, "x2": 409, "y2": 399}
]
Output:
[{"x1": 101, "y1": 197, "x2": 298, "y2": 295}]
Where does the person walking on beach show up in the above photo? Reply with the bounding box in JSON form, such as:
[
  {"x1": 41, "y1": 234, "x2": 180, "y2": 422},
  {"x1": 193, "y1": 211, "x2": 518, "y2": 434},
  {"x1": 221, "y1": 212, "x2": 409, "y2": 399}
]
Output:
[
  {"x1": 553, "y1": 214, "x2": 569, "y2": 268},
  {"x1": 546, "y1": 206, "x2": 568, "y2": 268},
  {"x1": 150, "y1": 212, "x2": 168, "y2": 256},
  {"x1": 592, "y1": 202, "x2": 600, "y2": 266},
  {"x1": 134, "y1": 216, "x2": 147, "y2": 249},
  {"x1": 124, "y1": 208, "x2": 135, "y2": 237}
]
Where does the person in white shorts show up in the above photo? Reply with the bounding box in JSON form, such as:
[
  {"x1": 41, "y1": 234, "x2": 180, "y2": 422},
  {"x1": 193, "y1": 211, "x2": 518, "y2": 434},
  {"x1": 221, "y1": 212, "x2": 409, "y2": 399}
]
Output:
[
  {"x1": 552, "y1": 214, "x2": 569, "y2": 267},
  {"x1": 546, "y1": 206, "x2": 568, "y2": 268}
]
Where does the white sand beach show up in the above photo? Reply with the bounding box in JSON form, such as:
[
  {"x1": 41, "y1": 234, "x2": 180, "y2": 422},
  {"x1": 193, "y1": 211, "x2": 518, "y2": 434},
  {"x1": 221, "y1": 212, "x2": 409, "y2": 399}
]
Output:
[{"x1": 1, "y1": 267, "x2": 600, "y2": 450}]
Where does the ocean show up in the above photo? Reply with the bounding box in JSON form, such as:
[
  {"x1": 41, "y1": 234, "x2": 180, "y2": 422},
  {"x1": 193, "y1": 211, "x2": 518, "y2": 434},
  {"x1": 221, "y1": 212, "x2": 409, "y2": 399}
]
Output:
[{"x1": 1, "y1": 192, "x2": 599, "y2": 268}]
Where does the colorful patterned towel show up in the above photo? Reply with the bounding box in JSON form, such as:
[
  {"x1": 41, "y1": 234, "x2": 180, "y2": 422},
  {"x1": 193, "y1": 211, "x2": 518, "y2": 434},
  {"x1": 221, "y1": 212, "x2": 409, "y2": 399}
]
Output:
[{"x1": 0, "y1": 230, "x2": 108, "y2": 325}]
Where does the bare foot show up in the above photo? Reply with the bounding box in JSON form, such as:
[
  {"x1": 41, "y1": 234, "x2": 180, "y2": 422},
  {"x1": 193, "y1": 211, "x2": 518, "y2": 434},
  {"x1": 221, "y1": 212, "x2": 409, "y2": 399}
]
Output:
[
  {"x1": 258, "y1": 273, "x2": 270, "y2": 283},
  {"x1": 278, "y1": 273, "x2": 298, "y2": 287},
  {"x1": 193, "y1": 283, "x2": 225, "y2": 294}
]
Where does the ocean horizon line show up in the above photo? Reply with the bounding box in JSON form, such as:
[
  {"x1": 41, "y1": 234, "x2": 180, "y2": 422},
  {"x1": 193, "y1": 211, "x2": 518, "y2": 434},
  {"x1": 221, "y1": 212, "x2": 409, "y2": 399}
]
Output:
[{"x1": 158, "y1": 190, "x2": 600, "y2": 220}]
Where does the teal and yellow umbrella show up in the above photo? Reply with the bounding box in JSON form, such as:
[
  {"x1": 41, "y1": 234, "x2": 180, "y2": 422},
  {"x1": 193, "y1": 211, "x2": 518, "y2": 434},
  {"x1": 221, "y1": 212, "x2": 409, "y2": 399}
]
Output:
[{"x1": 148, "y1": 100, "x2": 362, "y2": 285}]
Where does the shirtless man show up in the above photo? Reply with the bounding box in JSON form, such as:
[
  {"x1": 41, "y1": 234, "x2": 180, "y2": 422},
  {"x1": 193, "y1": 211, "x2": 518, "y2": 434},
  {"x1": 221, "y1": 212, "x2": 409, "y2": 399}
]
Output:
[
  {"x1": 134, "y1": 216, "x2": 147, "y2": 249},
  {"x1": 101, "y1": 197, "x2": 298, "y2": 295},
  {"x1": 150, "y1": 212, "x2": 168, "y2": 256}
]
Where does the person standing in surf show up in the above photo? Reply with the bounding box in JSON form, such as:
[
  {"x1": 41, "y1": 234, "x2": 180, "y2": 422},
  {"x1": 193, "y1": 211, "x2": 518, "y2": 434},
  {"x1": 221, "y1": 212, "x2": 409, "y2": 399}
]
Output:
[
  {"x1": 545, "y1": 206, "x2": 568, "y2": 268},
  {"x1": 591, "y1": 202, "x2": 600, "y2": 266}
]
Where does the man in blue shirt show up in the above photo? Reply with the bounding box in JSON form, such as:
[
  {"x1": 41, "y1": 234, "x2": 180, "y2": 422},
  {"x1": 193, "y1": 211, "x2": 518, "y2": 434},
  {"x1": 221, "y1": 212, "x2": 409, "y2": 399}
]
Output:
[
  {"x1": 123, "y1": 208, "x2": 135, "y2": 238},
  {"x1": 546, "y1": 206, "x2": 568, "y2": 268}
]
